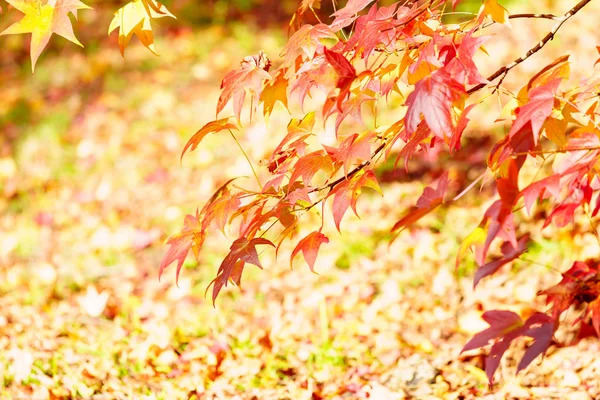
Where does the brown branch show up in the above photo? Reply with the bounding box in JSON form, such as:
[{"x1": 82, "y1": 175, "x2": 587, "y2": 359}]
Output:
[{"x1": 468, "y1": 0, "x2": 594, "y2": 95}]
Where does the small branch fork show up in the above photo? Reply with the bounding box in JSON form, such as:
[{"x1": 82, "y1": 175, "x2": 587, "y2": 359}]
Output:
[
  {"x1": 467, "y1": 0, "x2": 594, "y2": 95},
  {"x1": 309, "y1": 0, "x2": 594, "y2": 200}
]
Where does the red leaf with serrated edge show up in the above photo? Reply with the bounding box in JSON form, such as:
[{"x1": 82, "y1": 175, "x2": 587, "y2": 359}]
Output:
[
  {"x1": 405, "y1": 70, "x2": 466, "y2": 140},
  {"x1": 182, "y1": 118, "x2": 237, "y2": 161},
  {"x1": 201, "y1": 191, "x2": 242, "y2": 233},
  {"x1": 497, "y1": 159, "x2": 520, "y2": 207},
  {"x1": 324, "y1": 48, "x2": 357, "y2": 111},
  {"x1": 476, "y1": 199, "x2": 517, "y2": 266},
  {"x1": 289, "y1": 151, "x2": 335, "y2": 187},
  {"x1": 291, "y1": 231, "x2": 329, "y2": 272},
  {"x1": 444, "y1": 32, "x2": 489, "y2": 86},
  {"x1": 543, "y1": 202, "x2": 579, "y2": 228},
  {"x1": 209, "y1": 237, "x2": 274, "y2": 303},
  {"x1": 324, "y1": 132, "x2": 374, "y2": 176},
  {"x1": 330, "y1": 170, "x2": 382, "y2": 231},
  {"x1": 473, "y1": 235, "x2": 530, "y2": 288},
  {"x1": 516, "y1": 313, "x2": 554, "y2": 373},
  {"x1": 488, "y1": 126, "x2": 535, "y2": 172},
  {"x1": 461, "y1": 310, "x2": 554, "y2": 385},
  {"x1": 331, "y1": 0, "x2": 377, "y2": 31},
  {"x1": 159, "y1": 212, "x2": 205, "y2": 284},
  {"x1": 217, "y1": 51, "x2": 272, "y2": 122},
  {"x1": 324, "y1": 91, "x2": 376, "y2": 134},
  {"x1": 521, "y1": 175, "x2": 561, "y2": 216},
  {"x1": 343, "y1": 4, "x2": 402, "y2": 60},
  {"x1": 331, "y1": 179, "x2": 351, "y2": 231},
  {"x1": 462, "y1": 310, "x2": 524, "y2": 353},
  {"x1": 391, "y1": 171, "x2": 449, "y2": 232},
  {"x1": 538, "y1": 261, "x2": 598, "y2": 320},
  {"x1": 509, "y1": 79, "x2": 562, "y2": 145},
  {"x1": 230, "y1": 237, "x2": 274, "y2": 267},
  {"x1": 287, "y1": 187, "x2": 311, "y2": 205},
  {"x1": 450, "y1": 102, "x2": 477, "y2": 153},
  {"x1": 283, "y1": 24, "x2": 338, "y2": 69}
]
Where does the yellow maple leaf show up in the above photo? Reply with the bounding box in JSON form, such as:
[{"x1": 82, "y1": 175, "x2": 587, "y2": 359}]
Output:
[
  {"x1": 108, "y1": 0, "x2": 175, "y2": 56},
  {"x1": 479, "y1": 0, "x2": 511, "y2": 27},
  {"x1": 0, "y1": 0, "x2": 91, "y2": 72}
]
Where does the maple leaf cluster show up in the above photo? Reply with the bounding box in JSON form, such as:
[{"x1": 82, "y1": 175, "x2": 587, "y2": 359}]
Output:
[
  {"x1": 160, "y1": 0, "x2": 600, "y2": 386},
  {"x1": 0, "y1": 0, "x2": 175, "y2": 71}
]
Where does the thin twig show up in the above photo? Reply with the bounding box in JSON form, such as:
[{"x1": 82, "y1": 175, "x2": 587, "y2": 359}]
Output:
[
  {"x1": 228, "y1": 129, "x2": 262, "y2": 188},
  {"x1": 468, "y1": 0, "x2": 594, "y2": 95}
]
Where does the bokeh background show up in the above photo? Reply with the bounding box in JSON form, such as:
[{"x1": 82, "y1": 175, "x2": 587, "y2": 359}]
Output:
[{"x1": 1, "y1": 0, "x2": 599, "y2": 398}]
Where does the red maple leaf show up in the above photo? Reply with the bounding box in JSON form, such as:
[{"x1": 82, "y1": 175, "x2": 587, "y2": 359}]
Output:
[
  {"x1": 323, "y1": 48, "x2": 357, "y2": 111},
  {"x1": 283, "y1": 24, "x2": 338, "y2": 69},
  {"x1": 330, "y1": 0, "x2": 377, "y2": 31},
  {"x1": 159, "y1": 211, "x2": 205, "y2": 284},
  {"x1": 324, "y1": 131, "x2": 374, "y2": 176},
  {"x1": 291, "y1": 230, "x2": 329, "y2": 272},
  {"x1": 343, "y1": 4, "x2": 402, "y2": 60},
  {"x1": 443, "y1": 31, "x2": 488, "y2": 85},
  {"x1": 405, "y1": 70, "x2": 466, "y2": 140},
  {"x1": 538, "y1": 261, "x2": 598, "y2": 320},
  {"x1": 391, "y1": 171, "x2": 449, "y2": 232},
  {"x1": 288, "y1": 150, "x2": 335, "y2": 187},
  {"x1": 461, "y1": 310, "x2": 554, "y2": 386},
  {"x1": 217, "y1": 51, "x2": 272, "y2": 122},
  {"x1": 329, "y1": 169, "x2": 381, "y2": 231},
  {"x1": 208, "y1": 237, "x2": 274, "y2": 303},
  {"x1": 473, "y1": 235, "x2": 530, "y2": 288},
  {"x1": 509, "y1": 79, "x2": 562, "y2": 145}
]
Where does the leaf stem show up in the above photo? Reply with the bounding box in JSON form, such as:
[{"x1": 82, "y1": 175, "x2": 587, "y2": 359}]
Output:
[{"x1": 228, "y1": 129, "x2": 262, "y2": 188}]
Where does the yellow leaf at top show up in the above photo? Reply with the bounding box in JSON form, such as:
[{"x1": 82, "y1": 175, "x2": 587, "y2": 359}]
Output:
[
  {"x1": 0, "y1": 0, "x2": 91, "y2": 72},
  {"x1": 479, "y1": 0, "x2": 510, "y2": 27},
  {"x1": 108, "y1": 0, "x2": 175, "y2": 56}
]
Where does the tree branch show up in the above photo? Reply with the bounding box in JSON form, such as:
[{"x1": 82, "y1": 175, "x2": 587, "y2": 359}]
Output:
[
  {"x1": 468, "y1": 0, "x2": 594, "y2": 95},
  {"x1": 307, "y1": 0, "x2": 593, "y2": 209}
]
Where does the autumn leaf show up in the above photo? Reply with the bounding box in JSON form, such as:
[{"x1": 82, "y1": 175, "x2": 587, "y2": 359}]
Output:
[
  {"x1": 391, "y1": 171, "x2": 449, "y2": 232},
  {"x1": 108, "y1": 0, "x2": 175, "y2": 56},
  {"x1": 159, "y1": 211, "x2": 205, "y2": 284},
  {"x1": 509, "y1": 79, "x2": 562, "y2": 145},
  {"x1": 181, "y1": 118, "x2": 238, "y2": 161},
  {"x1": 330, "y1": 170, "x2": 381, "y2": 231},
  {"x1": 473, "y1": 235, "x2": 530, "y2": 288},
  {"x1": 261, "y1": 70, "x2": 289, "y2": 118},
  {"x1": 456, "y1": 226, "x2": 486, "y2": 268},
  {"x1": 217, "y1": 51, "x2": 272, "y2": 123},
  {"x1": 283, "y1": 24, "x2": 338, "y2": 69},
  {"x1": 330, "y1": 0, "x2": 376, "y2": 31},
  {"x1": 324, "y1": 48, "x2": 357, "y2": 111},
  {"x1": 208, "y1": 237, "x2": 274, "y2": 303},
  {"x1": 539, "y1": 261, "x2": 599, "y2": 320},
  {"x1": 324, "y1": 131, "x2": 374, "y2": 177},
  {"x1": 288, "y1": 151, "x2": 335, "y2": 188},
  {"x1": 291, "y1": 231, "x2": 329, "y2": 272},
  {"x1": 405, "y1": 70, "x2": 466, "y2": 140},
  {"x1": 478, "y1": 0, "x2": 511, "y2": 27},
  {"x1": 461, "y1": 310, "x2": 554, "y2": 385},
  {"x1": 1, "y1": 0, "x2": 91, "y2": 72},
  {"x1": 520, "y1": 175, "x2": 560, "y2": 216}
]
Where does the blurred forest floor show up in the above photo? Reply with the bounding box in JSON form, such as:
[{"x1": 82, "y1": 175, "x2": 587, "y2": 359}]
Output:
[{"x1": 1, "y1": 1, "x2": 600, "y2": 399}]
